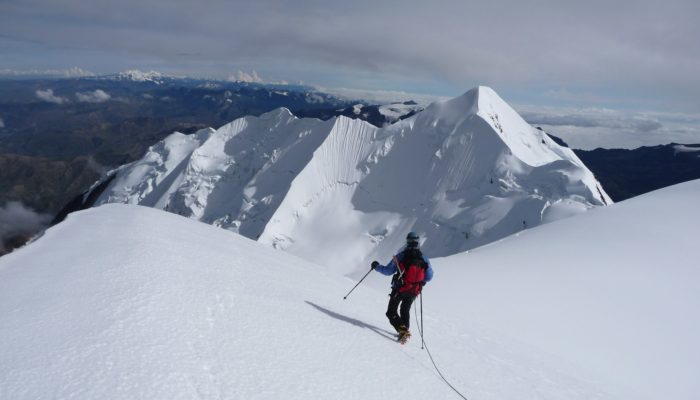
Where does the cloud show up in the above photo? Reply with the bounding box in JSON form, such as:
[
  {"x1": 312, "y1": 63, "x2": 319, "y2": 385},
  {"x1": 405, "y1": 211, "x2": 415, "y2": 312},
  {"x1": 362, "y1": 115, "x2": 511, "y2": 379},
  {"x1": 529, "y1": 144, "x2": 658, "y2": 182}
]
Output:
[
  {"x1": 304, "y1": 93, "x2": 326, "y2": 104},
  {"x1": 0, "y1": 66, "x2": 95, "y2": 78},
  {"x1": 0, "y1": 201, "x2": 51, "y2": 253},
  {"x1": 1, "y1": 1, "x2": 699, "y2": 114},
  {"x1": 228, "y1": 70, "x2": 264, "y2": 83},
  {"x1": 0, "y1": 117, "x2": 4, "y2": 128},
  {"x1": 317, "y1": 86, "x2": 448, "y2": 106},
  {"x1": 35, "y1": 89, "x2": 68, "y2": 104},
  {"x1": 3, "y1": 1, "x2": 700, "y2": 108},
  {"x1": 85, "y1": 155, "x2": 111, "y2": 175},
  {"x1": 518, "y1": 105, "x2": 700, "y2": 150},
  {"x1": 542, "y1": 89, "x2": 615, "y2": 105},
  {"x1": 226, "y1": 70, "x2": 293, "y2": 85},
  {"x1": 76, "y1": 89, "x2": 111, "y2": 103},
  {"x1": 521, "y1": 109, "x2": 663, "y2": 132}
]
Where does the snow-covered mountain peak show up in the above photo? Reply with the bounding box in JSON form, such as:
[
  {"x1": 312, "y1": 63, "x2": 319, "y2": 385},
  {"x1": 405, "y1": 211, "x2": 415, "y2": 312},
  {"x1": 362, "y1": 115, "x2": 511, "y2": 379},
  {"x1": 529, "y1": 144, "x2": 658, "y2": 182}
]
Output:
[
  {"x1": 420, "y1": 85, "x2": 565, "y2": 167},
  {"x1": 433, "y1": 85, "x2": 482, "y2": 114},
  {"x1": 113, "y1": 69, "x2": 167, "y2": 83},
  {"x1": 472, "y1": 85, "x2": 506, "y2": 112},
  {"x1": 93, "y1": 86, "x2": 611, "y2": 273},
  {"x1": 423, "y1": 86, "x2": 496, "y2": 121}
]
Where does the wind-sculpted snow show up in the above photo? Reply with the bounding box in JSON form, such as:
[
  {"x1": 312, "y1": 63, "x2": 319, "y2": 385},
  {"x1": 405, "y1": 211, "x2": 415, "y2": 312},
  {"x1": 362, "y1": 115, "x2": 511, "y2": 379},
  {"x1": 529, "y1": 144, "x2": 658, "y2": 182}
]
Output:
[
  {"x1": 430, "y1": 179, "x2": 700, "y2": 400},
  {"x1": 0, "y1": 203, "x2": 648, "y2": 399},
  {"x1": 102, "y1": 128, "x2": 214, "y2": 208},
  {"x1": 258, "y1": 87, "x2": 611, "y2": 271},
  {"x1": 95, "y1": 86, "x2": 611, "y2": 273},
  {"x1": 4, "y1": 180, "x2": 698, "y2": 398},
  {"x1": 101, "y1": 109, "x2": 336, "y2": 239}
]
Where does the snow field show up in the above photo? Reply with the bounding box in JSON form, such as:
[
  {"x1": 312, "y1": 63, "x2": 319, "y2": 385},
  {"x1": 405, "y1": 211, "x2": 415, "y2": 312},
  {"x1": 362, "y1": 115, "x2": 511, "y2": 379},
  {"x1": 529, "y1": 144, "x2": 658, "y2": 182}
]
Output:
[
  {"x1": 0, "y1": 204, "x2": 626, "y2": 400},
  {"x1": 430, "y1": 179, "x2": 700, "y2": 400}
]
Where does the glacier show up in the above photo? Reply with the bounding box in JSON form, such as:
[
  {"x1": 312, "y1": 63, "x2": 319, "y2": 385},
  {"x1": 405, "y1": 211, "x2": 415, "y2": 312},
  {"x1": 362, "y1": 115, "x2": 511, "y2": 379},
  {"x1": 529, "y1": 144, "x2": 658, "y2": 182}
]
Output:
[{"x1": 93, "y1": 86, "x2": 611, "y2": 273}]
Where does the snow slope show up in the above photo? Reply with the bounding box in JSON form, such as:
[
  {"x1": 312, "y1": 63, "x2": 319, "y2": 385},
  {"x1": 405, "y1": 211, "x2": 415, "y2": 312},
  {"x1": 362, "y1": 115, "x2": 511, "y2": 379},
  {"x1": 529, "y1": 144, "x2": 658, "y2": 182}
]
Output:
[
  {"x1": 0, "y1": 203, "x2": 626, "y2": 400},
  {"x1": 4, "y1": 179, "x2": 699, "y2": 399},
  {"x1": 94, "y1": 86, "x2": 610, "y2": 274},
  {"x1": 429, "y1": 179, "x2": 700, "y2": 400}
]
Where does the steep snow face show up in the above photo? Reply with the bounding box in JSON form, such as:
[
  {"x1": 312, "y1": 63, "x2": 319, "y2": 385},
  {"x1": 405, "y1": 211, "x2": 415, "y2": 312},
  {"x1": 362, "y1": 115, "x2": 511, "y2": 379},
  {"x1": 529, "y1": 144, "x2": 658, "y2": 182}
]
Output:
[
  {"x1": 102, "y1": 128, "x2": 214, "y2": 209},
  {"x1": 259, "y1": 86, "x2": 610, "y2": 271},
  {"x1": 95, "y1": 86, "x2": 610, "y2": 273},
  {"x1": 430, "y1": 179, "x2": 700, "y2": 400},
  {"x1": 99, "y1": 109, "x2": 336, "y2": 239},
  {"x1": 0, "y1": 203, "x2": 648, "y2": 399}
]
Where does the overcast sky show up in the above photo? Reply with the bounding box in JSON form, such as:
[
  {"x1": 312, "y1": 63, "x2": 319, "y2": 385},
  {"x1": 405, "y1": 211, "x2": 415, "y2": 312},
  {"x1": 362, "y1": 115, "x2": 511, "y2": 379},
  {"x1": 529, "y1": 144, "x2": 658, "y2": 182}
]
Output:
[{"x1": 1, "y1": 0, "x2": 699, "y2": 146}]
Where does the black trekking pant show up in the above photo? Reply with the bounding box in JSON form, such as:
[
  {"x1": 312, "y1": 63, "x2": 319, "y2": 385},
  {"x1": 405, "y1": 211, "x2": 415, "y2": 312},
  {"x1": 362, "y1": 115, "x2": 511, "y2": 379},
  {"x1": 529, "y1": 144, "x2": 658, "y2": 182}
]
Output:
[{"x1": 386, "y1": 289, "x2": 416, "y2": 332}]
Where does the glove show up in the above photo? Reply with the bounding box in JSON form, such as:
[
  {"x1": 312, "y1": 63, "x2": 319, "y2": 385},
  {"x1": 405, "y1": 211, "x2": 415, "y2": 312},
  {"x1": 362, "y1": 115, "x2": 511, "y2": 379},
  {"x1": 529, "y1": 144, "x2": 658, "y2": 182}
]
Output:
[{"x1": 371, "y1": 261, "x2": 379, "y2": 269}]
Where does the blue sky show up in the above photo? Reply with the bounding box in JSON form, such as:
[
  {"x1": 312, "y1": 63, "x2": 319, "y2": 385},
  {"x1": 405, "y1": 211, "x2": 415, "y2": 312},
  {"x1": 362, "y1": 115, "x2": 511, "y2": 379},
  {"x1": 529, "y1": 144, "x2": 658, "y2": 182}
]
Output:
[{"x1": 1, "y1": 0, "x2": 699, "y2": 148}]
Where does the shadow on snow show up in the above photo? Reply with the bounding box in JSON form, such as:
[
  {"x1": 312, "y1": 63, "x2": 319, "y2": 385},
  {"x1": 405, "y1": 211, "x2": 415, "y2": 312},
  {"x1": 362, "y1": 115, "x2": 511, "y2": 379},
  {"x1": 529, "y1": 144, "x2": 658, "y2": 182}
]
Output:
[{"x1": 305, "y1": 301, "x2": 397, "y2": 342}]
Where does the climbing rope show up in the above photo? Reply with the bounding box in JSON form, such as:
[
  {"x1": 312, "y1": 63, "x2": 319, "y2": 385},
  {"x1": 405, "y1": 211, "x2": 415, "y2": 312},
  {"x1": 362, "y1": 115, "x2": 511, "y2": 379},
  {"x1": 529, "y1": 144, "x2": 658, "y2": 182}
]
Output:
[{"x1": 414, "y1": 294, "x2": 470, "y2": 400}]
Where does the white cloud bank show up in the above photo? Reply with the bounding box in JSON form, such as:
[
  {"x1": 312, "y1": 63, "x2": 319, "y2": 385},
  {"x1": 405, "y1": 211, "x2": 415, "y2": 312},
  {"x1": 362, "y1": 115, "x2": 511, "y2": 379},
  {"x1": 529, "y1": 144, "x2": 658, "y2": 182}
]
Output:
[
  {"x1": 0, "y1": 67, "x2": 94, "y2": 78},
  {"x1": 35, "y1": 89, "x2": 68, "y2": 104},
  {"x1": 228, "y1": 70, "x2": 263, "y2": 83},
  {"x1": 0, "y1": 201, "x2": 51, "y2": 253},
  {"x1": 519, "y1": 105, "x2": 700, "y2": 150},
  {"x1": 309, "y1": 87, "x2": 700, "y2": 149},
  {"x1": 76, "y1": 89, "x2": 111, "y2": 103},
  {"x1": 317, "y1": 86, "x2": 448, "y2": 106}
]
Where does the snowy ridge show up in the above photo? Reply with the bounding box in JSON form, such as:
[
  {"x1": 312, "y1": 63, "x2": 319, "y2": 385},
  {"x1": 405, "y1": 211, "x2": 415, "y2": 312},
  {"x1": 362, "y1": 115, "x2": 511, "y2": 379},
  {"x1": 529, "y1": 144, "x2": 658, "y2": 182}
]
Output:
[
  {"x1": 102, "y1": 108, "x2": 338, "y2": 239},
  {"x1": 0, "y1": 204, "x2": 609, "y2": 400},
  {"x1": 3, "y1": 180, "x2": 699, "y2": 399},
  {"x1": 95, "y1": 86, "x2": 611, "y2": 273}
]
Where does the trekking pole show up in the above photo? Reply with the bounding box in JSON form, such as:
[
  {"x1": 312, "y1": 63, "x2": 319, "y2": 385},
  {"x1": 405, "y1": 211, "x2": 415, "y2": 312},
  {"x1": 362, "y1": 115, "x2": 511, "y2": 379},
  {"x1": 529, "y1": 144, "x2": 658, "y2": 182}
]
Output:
[
  {"x1": 420, "y1": 292, "x2": 425, "y2": 349},
  {"x1": 343, "y1": 268, "x2": 373, "y2": 300}
]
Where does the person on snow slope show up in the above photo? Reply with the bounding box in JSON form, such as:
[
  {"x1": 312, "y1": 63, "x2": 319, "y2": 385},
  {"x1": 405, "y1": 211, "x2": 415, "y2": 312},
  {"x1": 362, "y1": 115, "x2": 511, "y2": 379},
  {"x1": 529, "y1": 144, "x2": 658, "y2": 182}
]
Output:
[{"x1": 371, "y1": 232, "x2": 434, "y2": 343}]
